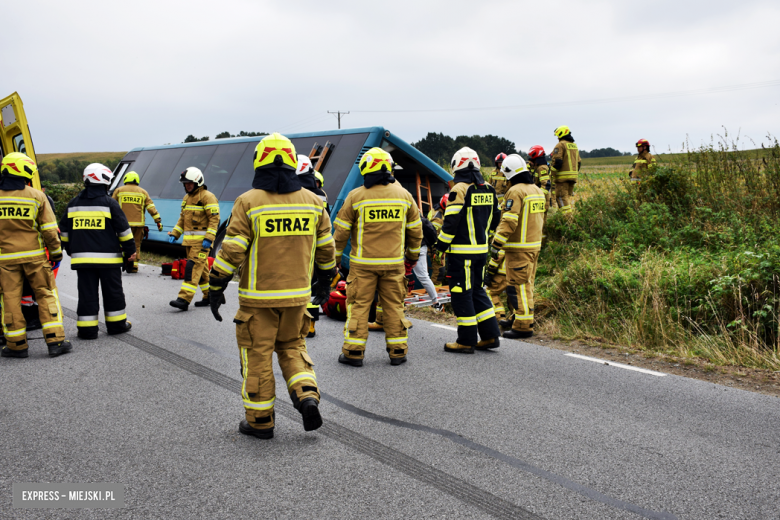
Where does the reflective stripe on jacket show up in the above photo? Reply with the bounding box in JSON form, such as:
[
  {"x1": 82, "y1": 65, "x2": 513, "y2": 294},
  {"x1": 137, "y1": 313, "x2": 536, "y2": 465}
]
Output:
[
  {"x1": 435, "y1": 181, "x2": 500, "y2": 257},
  {"x1": 212, "y1": 187, "x2": 335, "y2": 308},
  {"x1": 493, "y1": 182, "x2": 545, "y2": 252},
  {"x1": 171, "y1": 187, "x2": 220, "y2": 245},
  {"x1": 112, "y1": 184, "x2": 161, "y2": 227},
  {"x1": 58, "y1": 188, "x2": 135, "y2": 269},
  {"x1": 333, "y1": 182, "x2": 422, "y2": 269},
  {"x1": 551, "y1": 140, "x2": 581, "y2": 182},
  {"x1": 0, "y1": 187, "x2": 61, "y2": 265},
  {"x1": 629, "y1": 151, "x2": 657, "y2": 180}
]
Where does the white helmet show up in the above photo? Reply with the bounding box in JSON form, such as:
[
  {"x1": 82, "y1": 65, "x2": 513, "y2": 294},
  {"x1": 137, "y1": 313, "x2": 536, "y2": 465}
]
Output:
[
  {"x1": 451, "y1": 147, "x2": 481, "y2": 174},
  {"x1": 179, "y1": 166, "x2": 204, "y2": 187},
  {"x1": 296, "y1": 154, "x2": 314, "y2": 176},
  {"x1": 83, "y1": 163, "x2": 114, "y2": 185},
  {"x1": 501, "y1": 154, "x2": 528, "y2": 180}
]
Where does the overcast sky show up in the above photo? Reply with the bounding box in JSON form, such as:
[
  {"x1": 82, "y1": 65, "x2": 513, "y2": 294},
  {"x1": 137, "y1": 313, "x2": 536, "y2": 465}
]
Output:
[{"x1": 5, "y1": 0, "x2": 780, "y2": 155}]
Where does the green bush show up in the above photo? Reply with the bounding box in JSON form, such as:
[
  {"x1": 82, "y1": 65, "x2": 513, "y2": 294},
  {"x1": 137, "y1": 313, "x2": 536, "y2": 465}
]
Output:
[
  {"x1": 538, "y1": 135, "x2": 780, "y2": 368},
  {"x1": 42, "y1": 181, "x2": 82, "y2": 220}
]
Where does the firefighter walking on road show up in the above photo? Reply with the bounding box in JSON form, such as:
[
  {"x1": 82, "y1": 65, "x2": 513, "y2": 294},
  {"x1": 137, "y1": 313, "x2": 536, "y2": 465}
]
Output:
[
  {"x1": 333, "y1": 147, "x2": 422, "y2": 367},
  {"x1": 490, "y1": 155, "x2": 545, "y2": 339},
  {"x1": 207, "y1": 133, "x2": 335, "y2": 439},
  {"x1": 168, "y1": 167, "x2": 220, "y2": 310},
  {"x1": 112, "y1": 171, "x2": 162, "y2": 273},
  {"x1": 551, "y1": 126, "x2": 581, "y2": 215},
  {"x1": 0, "y1": 153, "x2": 70, "y2": 358},
  {"x1": 629, "y1": 139, "x2": 657, "y2": 182},
  {"x1": 436, "y1": 147, "x2": 501, "y2": 354},
  {"x1": 59, "y1": 163, "x2": 136, "y2": 340}
]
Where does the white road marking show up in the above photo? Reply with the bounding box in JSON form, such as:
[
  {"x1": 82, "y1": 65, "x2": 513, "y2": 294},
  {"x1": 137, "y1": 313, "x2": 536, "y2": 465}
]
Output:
[
  {"x1": 565, "y1": 353, "x2": 667, "y2": 377},
  {"x1": 60, "y1": 292, "x2": 78, "y2": 302},
  {"x1": 430, "y1": 324, "x2": 457, "y2": 331}
]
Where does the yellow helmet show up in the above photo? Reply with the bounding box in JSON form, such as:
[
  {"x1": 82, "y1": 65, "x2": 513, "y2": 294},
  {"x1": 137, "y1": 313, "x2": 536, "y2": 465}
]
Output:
[
  {"x1": 314, "y1": 170, "x2": 324, "y2": 186},
  {"x1": 1, "y1": 152, "x2": 37, "y2": 180},
  {"x1": 554, "y1": 126, "x2": 571, "y2": 139},
  {"x1": 359, "y1": 147, "x2": 392, "y2": 176},
  {"x1": 124, "y1": 171, "x2": 140, "y2": 184},
  {"x1": 253, "y1": 132, "x2": 297, "y2": 171}
]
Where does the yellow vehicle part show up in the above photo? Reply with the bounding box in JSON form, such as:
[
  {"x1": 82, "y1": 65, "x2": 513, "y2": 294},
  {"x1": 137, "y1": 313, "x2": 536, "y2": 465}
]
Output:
[{"x1": 0, "y1": 92, "x2": 40, "y2": 190}]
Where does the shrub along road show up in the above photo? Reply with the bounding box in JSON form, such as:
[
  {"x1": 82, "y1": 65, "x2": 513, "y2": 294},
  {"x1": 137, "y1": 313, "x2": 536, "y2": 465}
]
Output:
[{"x1": 1, "y1": 258, "x2": 779, "y2": 519}]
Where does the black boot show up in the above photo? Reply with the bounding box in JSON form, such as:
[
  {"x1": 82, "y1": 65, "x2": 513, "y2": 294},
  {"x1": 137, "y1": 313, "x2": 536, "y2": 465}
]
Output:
[
  {"x1": 475, "y1": 337, "x2": 501, "y2": 350},
  {"x1": 78, "y1": 329, "x2": 98, "y2": 340},
  {"x1": 338, "y1": 353, "x2": 363, "y2": 367},
  {"x1": 498, "y1": 317, "x2": 514, "y2": 329},
  {"x1": 1, "y1": 346, "x2": 28, "y2": 358},
  {"x1": 25, "y1": 319, "x2": 42, "y2": 331},
  {"x1": 238, "y1": 420, "x2": 274, "y2": 439},
  {"x1": 299, "y1": 398, "x2": 323, "y2": 431},
  {"x1": 169, "y1": 298, "x2": 189, "y2": 311},
  {"x1": 390, "y1": 356, "x2": 407, "y2": 366},
  {"x1": 503, "y1": 329, "x2": 533, "y2": 339},
  {"x1": 107, "y1": 322, "x2": 132, "y2": 335},
  {"x1": 48, "y1": 340, "x2": 73, "y2": 357}
]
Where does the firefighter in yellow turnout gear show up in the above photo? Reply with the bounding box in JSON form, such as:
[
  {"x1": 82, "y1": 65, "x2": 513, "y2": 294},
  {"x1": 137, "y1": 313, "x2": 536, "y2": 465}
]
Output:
[
  {"x1": 333, "y1": 147, "x2": 422, "y2": 366},
  {"x1": 207, "y1": 133, "x2": 336, "y2": 439},
  {"x1": 168, "y1": 167, "x2": 220, "y2": 310},
  {"x1": 0, "y1": 153, "x2": 71, "y2": 358},
  {"x1": 629, "y1": 139, "x2": 657, "y2": 182},
  {"x1": 490, "y1": 155, "x2": 545, "y2": 338},
  {"x1": 551, "y1": 126, "x2": 581, "y2": 215},
  {"x1": 528, "y1": 145, "x2": 552, "y2": 239},
  {"x1": 112, "y1": 171, "x2": 162, "y2": 272}
]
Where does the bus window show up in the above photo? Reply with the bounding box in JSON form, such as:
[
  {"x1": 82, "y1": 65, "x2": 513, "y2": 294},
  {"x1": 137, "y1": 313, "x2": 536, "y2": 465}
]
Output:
[
  {"x1": 202, "y1": 142, "x2": 249, "y2": 199},
  {"x1": 143, "y1": 148, "x2": 185, "y2": 198},
  {"x1": 220, "y1": 142, "x2": 259, "y2": 201},
  {"x1": 159, "y1": 146, "x2": 217, "y2": 199},
  {"x1": 13, "y1": 133, "x2": 25, "y2": 154},
  {"x1": 129, "y1": 150, "x2": 157, "y2": 184}
]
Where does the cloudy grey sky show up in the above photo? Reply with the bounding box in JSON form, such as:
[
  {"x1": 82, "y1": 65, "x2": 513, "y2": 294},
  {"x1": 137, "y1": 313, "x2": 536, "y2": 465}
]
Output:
[{"x1": 5, "y1": 0, "x2": 780, "y2": 155}]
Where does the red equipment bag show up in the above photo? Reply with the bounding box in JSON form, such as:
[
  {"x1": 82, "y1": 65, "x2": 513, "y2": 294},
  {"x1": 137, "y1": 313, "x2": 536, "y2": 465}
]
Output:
[
  {"x1": 161, "y1": 263, "x2": 173, "y2": 276},
  {"x1": 170, "y1": 258, "x2": 187, "y2": 279},
  {"x1": 322, "y1": 281, "x2": 348, "y2": 320}
]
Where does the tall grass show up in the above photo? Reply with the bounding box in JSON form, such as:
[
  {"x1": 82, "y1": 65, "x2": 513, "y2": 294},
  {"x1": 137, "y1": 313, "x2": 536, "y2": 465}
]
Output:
[{"x1": 538, "y1": 133, "x2": 780, "y2": 369}]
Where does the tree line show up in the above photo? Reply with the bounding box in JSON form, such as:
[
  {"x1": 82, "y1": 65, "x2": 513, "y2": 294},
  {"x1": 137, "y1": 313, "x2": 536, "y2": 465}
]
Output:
[{"x1": 183, "y1": 131, "x2": 266, "y2": 143}]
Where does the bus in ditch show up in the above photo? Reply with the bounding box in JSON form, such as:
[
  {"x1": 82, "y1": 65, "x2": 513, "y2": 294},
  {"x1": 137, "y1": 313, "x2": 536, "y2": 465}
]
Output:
[{"x1": 109, "y1": 127, "x2": 453, "y2": 256}]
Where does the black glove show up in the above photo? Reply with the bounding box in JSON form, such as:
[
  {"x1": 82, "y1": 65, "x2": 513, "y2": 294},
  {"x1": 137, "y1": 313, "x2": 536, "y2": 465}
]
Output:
[
  {"x1": 484, "y1": 267, "x2": 497, "y2": 288},
  {"x1": 209, "y1": 270, "x2": 233, "y2": 322},
  {"x1": 311, "y1": 267, "x2": 336, "y2": 306}
]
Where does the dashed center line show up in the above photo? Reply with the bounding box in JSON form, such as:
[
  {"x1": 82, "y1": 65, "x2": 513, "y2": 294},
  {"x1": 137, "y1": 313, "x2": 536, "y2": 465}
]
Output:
[{"x1": 565, "y1": 353, "x2": 667, "y2": 377}]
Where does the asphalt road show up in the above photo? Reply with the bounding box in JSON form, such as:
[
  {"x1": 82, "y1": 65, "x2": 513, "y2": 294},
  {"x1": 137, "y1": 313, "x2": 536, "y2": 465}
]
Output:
[{"x1": 1, "y1": 257, "x2": 779, "y2": 519}]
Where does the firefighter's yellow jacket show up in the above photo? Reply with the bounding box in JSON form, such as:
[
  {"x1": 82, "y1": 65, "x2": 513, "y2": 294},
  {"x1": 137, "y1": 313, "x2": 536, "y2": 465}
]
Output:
[
  {"x1": 629, "y1": 151, "x2": 657, "y2": 180},
  {"x1": 0, "y1": 186, "x2": 61, "y2": 265},
  {"x1": 170, "y1": 186, "x2": 220, "y2": 246},
  {"x1": 491, "y1": 168, "x2": 511, "y2": 205},
  {"x1": 493, "y1": 182, "x2": 546, "y2": 252},
  {"x1": 211, "y1": 187, "x2": 335, "y2": 308},
  {"x1": 333, "y1": 182, "x2": 422, "y2": 270},
  {"x1": 112, "y1": 184, "x2": 161, "y2": 227},
  {"x1": 551, "y1": 139, "x2": 581, "y2": 182}
]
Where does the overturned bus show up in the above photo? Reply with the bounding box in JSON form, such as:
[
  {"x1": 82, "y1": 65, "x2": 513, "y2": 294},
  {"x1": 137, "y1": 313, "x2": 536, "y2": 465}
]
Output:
[{"x1": 110, "y1": 127, "x2": 453, "y2": 255}]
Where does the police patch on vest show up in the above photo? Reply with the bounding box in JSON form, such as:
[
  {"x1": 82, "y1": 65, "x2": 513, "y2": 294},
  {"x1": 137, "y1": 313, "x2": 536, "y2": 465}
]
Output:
[
  {"x1": 259, "y1": 214, "x2": 314, "y2": 237},
  {"x1": 365, "y1": 206, "x2": 403, "y2": 222},
  {"x1": 505, "y1": 199, "x2": 513, "y2": 210},
  {"x1": 471, "y1": 193, "x2": 494, "y2": 206},
  {"x1": 0, "y1": 205, "x2": 34, "y2": 219},
  {"x1": 529, "y1": 200, "x2": 545, "y2": 213},
  {"x1": 73, "y1": 217, "x2": 106, "y2": 229},
  {"x1": 120, "y1": 194, "x2": 144, "y2": 205}
]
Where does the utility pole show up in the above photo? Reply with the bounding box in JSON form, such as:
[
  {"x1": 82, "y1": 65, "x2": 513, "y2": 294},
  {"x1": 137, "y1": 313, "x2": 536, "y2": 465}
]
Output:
[{"x1": 328, "y1": 111, "x2": 349, "y2": 129}]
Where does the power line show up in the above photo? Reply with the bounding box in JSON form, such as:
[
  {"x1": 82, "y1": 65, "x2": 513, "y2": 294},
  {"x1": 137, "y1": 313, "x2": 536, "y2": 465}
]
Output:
[
  {"x1": 328, "y1": 111, "x2": 350, "y2": 129},
  {"x1": 349, "y1": 79, "x2": 780, "y2": 114}
]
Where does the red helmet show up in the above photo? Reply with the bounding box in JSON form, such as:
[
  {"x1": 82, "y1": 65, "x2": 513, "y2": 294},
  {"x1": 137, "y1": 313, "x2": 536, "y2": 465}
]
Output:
[
  {"x1": 636, "y1": 139, "x2": 650, "y2": 148},
  {"x1": 528, "y1": 145, "x2": 545, "y2": 159},
  {"x1": 439, "y1": 194, "x2": 448, "y2": 210},
  {"x1": 494, "y1": 153, "x2": 507, "y2": 166}
]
